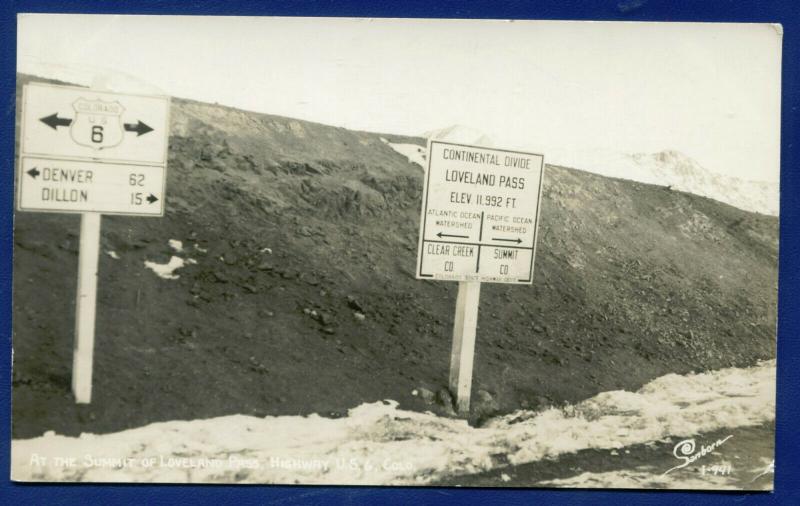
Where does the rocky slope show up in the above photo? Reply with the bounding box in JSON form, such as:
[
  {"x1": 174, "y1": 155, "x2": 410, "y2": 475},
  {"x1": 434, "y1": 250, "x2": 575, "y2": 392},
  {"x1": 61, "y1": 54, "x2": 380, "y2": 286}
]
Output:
[{"x1": 11, "y1": 74, "x2": 778, "y2": 438}]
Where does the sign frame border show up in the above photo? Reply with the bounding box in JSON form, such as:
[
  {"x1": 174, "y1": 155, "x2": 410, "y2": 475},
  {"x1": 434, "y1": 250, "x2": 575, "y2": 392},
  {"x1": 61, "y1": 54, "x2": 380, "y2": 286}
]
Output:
[
  {"x1": 15, "y1": 82, "x2": 171, "y2": 217},
  {"x1": 415, "y1": 139, "x2": 546, "y2": 284}
]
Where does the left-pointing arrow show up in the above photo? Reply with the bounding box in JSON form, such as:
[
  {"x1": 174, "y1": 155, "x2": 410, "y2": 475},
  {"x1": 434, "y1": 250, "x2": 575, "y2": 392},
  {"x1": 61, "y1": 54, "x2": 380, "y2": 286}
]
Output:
[
  {"x1": 39, "y1": 113, "x2": 72, "y2": 130},
  {"x1": 146, "y1": 194, "x2": 158, "y2": 204},
  {"x1": 27, "y1": 167, "x2": 40, "y2": 179},
  {"x1": 437, "y1": 231, "x2": 469, "y2": 239}
]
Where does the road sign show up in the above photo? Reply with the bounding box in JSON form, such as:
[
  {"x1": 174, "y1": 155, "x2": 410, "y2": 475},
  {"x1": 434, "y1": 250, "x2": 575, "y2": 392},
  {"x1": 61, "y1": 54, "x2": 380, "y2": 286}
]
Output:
[
  {"x1": 16, "y1": 82, "x2": 170, "y2": 216},
  {"x1": 15, "y1": 80, "x2": 171, "y2": 404},
  {"x1": 416, "y1": 140, "x2": 545, "y2": 284}
]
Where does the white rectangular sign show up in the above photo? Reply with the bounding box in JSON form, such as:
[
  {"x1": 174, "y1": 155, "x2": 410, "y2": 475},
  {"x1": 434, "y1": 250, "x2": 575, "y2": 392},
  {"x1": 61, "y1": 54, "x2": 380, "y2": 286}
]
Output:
[
  {"x1": 16, "y1": 82, "x2": 170, "y2": 216},
  {"x1": 18, "y1": 157, "x2": 166, "y2": 215},
  {"x1": 416, "y1": 141, "x2": 545, "y2": 284}
]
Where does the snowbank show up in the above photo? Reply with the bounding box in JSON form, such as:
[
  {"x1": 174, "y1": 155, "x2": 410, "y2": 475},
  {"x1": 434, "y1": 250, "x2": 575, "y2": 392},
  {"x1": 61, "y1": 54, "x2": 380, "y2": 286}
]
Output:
[{"x1": 11, "y1": 360, "x2": 775, "y2": 484}]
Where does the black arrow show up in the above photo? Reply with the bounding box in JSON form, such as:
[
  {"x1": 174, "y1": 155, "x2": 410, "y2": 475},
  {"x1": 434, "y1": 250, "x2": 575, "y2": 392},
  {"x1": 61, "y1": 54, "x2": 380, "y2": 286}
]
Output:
[
  {"x1": 40, "y1": 113, "x2": 72, "y2": 130},
  {"x1": 493, "y1": 237, "x2": 523, "y2": 244},
  {"x1": 124, "y1": 120, "x2": 154, "y2": 136},
  {"x1": 437, "y1": 231, "x2": 469, "y2": 239},
  {"x1": 27, "y1": 167, "x2": 40, "y2": 179},
  {"x1": 146, "y1": 194, "x2": 158, "y2": 204}
]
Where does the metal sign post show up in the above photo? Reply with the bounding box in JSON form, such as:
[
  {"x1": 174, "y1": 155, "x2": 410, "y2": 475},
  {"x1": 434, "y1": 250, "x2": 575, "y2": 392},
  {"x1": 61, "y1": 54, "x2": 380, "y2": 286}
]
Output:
[
  {"x1": 416, "y1": 140, "x2": 545, "y2": 415},
  {"x1": 16, "y1": 81, "x2": 170, "y2": 403}
]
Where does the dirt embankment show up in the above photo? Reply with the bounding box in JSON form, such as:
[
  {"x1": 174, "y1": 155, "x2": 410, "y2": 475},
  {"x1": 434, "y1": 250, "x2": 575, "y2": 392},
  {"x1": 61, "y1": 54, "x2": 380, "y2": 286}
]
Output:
[{"x1": 11, "y1": 75, "x2": 778, "y2": 438}]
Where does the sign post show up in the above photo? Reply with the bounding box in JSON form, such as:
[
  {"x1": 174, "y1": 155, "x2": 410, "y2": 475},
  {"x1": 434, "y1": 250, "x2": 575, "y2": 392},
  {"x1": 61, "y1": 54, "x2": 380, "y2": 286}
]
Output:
[
  {"x1": 16, "y1": 81, "x2": 170, "y2": 403},
  {"x1": 72, "y1": 212, "x2": 101, "y2": 403},
  {"x1": 449, "y1": 280, "x2": 480, "y2": 414},
  {"x1": 416, "y1": 140, "x2": 545, "y2": 415}
]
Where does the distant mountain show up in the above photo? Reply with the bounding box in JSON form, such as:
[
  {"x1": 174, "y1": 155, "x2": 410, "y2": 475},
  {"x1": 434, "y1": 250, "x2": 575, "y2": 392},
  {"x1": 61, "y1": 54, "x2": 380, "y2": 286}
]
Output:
[
  {"x1": 17, "y1": 59, "x2": 167, "y2": 95},
  {"x1": 422, "y1": 125, "x2": 495, "y2": 147},
  {"x1": 421, "y1": 125, "x2": 778, "y2": 216},
  {"x1": 547, "y1": 148, "x2": 779, "y2": 216}
]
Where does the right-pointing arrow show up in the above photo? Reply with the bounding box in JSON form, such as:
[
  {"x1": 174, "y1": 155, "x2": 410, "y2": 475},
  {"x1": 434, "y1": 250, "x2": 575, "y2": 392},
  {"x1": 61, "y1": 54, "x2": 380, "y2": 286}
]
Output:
[
  {"x1": 124, "y1": 120, "x2": 154, "y2": 137},
  {"x1": 27, "y1": 167, "x2": 40, "y2": 179},
  {"x1": 146, "y1": 194, "x2": 158, "y2": 204},
  {"x1": 493, "y1": 237, "x2": 523, "y2": 244}
]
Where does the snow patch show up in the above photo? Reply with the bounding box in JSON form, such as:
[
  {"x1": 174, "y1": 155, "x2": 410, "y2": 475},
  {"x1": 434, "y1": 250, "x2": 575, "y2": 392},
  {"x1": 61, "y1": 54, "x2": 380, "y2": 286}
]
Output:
[
  {"x1": 106, "y1": 251, "x2": 120, "y2": 260},
  {"x1": 144, "y1": 256, "x2": 186, "y2": 280},
  {"x1": 169, "y1": 240, "x2": 183, "y2": 253},
  {"x1": 11, "y1": 360, "x2": 774, "y2": 484},
  {"x1": 381, "y1": 138, "x2": 426, "y2": 167}
]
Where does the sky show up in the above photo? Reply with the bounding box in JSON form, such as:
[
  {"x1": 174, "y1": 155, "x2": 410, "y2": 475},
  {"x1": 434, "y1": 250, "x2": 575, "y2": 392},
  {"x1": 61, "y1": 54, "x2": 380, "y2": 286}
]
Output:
[{"x1": 17, "y1": 15, "x2": 783, "y2": 183}]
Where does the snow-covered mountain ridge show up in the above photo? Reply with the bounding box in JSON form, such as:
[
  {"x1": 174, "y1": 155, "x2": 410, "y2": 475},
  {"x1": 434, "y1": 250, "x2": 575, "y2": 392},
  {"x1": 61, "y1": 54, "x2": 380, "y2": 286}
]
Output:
[
  {"x1": 548, "y1": 148, "x2": 778, "y2": 216},
  {"x1": 415, "y1": 125, "x2": 778, "y2": 216}
]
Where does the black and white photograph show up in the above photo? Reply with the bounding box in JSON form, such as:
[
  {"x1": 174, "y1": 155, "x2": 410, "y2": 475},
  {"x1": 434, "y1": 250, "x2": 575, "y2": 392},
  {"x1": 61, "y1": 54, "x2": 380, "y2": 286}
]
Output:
[{"x1": 10, "y1": 15, "x2": 780, "y2": 489}]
